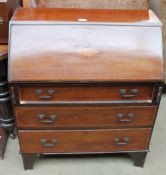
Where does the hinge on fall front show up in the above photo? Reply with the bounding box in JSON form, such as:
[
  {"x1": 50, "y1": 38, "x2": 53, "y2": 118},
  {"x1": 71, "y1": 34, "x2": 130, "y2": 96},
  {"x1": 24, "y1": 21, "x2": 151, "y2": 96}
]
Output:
[
  {"x1": 10, "y1": 87, "x2": 16, "y2": 105},
  {"x1": 156, "y1": 86, "x2": 163, "y2": 104}
]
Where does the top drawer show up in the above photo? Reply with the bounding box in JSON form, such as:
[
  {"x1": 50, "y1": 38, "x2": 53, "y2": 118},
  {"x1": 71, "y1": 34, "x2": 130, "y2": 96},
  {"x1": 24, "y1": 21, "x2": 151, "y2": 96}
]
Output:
[{"x1": 16, "y1": 84, "x2": 156, "y2": 105}]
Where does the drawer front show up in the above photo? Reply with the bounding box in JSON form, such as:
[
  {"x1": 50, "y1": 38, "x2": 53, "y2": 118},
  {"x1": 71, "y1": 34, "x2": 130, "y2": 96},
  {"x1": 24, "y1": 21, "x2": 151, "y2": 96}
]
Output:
[
  {"x1": 18, "y1": 84, "x2": 155, "y2": 104},
  {"x1": 18, "y1": 128, "x2": 151, "y2": 153},
  {"x1": 15, "y1": 106, "x2": 157, "y2": 129}
]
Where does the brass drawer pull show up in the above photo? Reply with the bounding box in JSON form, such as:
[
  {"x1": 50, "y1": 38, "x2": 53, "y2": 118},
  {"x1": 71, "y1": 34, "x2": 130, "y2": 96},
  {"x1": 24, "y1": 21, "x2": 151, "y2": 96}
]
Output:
[
  {"x1": 116, "y1": 113, "x2": 134, "y2": 122},
  {"x1": 38, "y1": 113, "x2": 56, "y2": 124},
  {"x1": 35, "y1": 89, "x2": 56, "y2": 99},
  {"x1": 120, "y1": 89, "x2": 138, "y2": 98},
  {"x1": 40, "y1": 138, "x2": 58, "y2": 147},
  {"x1": 113, "y1": 137, "x2": 130, "y2": 146}
]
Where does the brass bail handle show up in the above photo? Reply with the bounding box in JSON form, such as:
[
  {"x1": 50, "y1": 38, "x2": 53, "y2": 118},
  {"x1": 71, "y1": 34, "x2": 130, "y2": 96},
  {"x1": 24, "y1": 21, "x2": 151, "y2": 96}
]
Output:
[
  {"x1": 38, "y1": 113, "x2": 57, "y2": 124},
  {"x1": 35, "y1": 89, "x2": 56, "y2": 99},
  {"x1": 120, "y1": 89, "x2": 139, "y2": 98},
  {"x1": 40, "y1": 138, "x2": 58, "y2": 147},
  {"x1": 113, "y1": 137, "x2": 130, "y2": 146},
  {"x1": 117, "y1": 113, "x2": 135, "y2": 122}
]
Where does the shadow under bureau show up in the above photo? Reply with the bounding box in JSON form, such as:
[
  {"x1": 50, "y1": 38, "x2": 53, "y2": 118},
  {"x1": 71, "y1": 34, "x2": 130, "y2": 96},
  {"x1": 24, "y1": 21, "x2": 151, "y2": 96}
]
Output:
[{"x1": 8, "y1": 8, "x2": 164, "y2": 170}]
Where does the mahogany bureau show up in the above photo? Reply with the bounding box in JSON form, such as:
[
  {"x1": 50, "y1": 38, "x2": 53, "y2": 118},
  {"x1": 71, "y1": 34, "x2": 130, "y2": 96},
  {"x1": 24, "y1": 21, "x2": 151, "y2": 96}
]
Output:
[{"x1": 8, "y1": 8, "x2": 164, "y2": 170}]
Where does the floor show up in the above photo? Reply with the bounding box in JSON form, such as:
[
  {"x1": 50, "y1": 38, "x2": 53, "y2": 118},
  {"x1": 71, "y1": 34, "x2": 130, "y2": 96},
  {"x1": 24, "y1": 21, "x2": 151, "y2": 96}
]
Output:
[{"x1": 0, "y1": 95, "x2": 166, "y2": 175}]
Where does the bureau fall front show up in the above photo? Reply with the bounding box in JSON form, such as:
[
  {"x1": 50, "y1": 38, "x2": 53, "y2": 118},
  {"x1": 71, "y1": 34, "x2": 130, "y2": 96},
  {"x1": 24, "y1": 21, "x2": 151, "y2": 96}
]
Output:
[{"x1": 8, "y1": 8, "x2": 164, "y2": 169}]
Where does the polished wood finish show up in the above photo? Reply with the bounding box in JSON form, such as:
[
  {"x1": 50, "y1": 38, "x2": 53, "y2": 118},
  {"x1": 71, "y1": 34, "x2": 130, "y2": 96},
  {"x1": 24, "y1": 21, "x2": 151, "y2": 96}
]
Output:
[
  {"x1": 9, "y1": 9, "x2": 163, "y2": 169},
  {"x1": 18, "y1": 84, "x2": 155, "y2": 104},
  {"x1": 9, "y1": 9, "x2": 164, "y2": 83},
  {"x1": 18, "y1": 128, "x2": 151, "y2": 153},
  {"x1": 12, "y1": 8, "x2": 157, "y2": 23},
  {"x1": 15, "y1": 106, "x2": 157, "y2": 129}
]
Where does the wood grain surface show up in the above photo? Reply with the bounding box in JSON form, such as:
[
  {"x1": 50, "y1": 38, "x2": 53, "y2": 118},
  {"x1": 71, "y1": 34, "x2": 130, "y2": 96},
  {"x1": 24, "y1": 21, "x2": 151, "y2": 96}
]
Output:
[
  {"x1": 18, "y1": 128, "x2": 151, "y2": 153},
  {"x1": 9, "y1": 9, "x2": 163, "y2": 83},
  {"x1": 18, "y1": 84, "x2": 155, "y2": 104},
  {"x1": 11, "y1": 8, "x2": 159, "y2": 23},
  {"x1": 15, "y1": 106, "x2": 157, "y2": 129}
]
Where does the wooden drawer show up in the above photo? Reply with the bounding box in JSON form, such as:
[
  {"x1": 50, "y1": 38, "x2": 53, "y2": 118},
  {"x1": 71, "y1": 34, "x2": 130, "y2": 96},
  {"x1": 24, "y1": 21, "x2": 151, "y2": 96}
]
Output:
[
  {"x1": 18, "y1": 128, "x2": 151, "y2": 153},
  {"x1": 18, "y1": 84, "x2": 155, "y2": 104},
  {"x1": 15, "y1": 106, "x2": 157, "y2": 129}
]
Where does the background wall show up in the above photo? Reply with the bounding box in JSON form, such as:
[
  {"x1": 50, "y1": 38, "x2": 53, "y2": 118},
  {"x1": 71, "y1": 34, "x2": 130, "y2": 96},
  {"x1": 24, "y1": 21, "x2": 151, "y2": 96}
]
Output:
[
  {"x1": 24, "y1": 0, "x2": 150, "y2": 8},
  {"x1": 150, "y1": 0, "x2": 166, "y2": 83}
]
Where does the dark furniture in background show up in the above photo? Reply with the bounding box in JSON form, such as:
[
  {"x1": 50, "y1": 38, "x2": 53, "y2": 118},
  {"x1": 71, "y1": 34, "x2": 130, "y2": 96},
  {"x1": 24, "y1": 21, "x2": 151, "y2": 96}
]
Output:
[
  {"x1": 0, "y1": 45, "x2": 15, "y2": 159},
  {"x1": 0, "y1": 0, "x2": 22, "y2": 159},
  {"x1": 9, "y1": 8, "x2": 164, "y2": 170},
  {"x1": 0, "y1": 0, "x2": 21, "y2": 44}
]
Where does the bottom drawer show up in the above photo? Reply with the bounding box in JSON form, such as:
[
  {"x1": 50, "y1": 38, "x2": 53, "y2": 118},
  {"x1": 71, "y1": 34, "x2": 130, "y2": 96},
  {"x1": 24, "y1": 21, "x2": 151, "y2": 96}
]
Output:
[{"x1": 18, "y1": 128, "x2": 151, "y2": 153}]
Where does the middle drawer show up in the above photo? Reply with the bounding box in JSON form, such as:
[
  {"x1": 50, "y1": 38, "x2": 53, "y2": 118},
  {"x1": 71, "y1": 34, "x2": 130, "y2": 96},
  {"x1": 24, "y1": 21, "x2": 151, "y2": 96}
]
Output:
[{"x1": 15, "y1": 106, "x2": 157, "y2": 129}]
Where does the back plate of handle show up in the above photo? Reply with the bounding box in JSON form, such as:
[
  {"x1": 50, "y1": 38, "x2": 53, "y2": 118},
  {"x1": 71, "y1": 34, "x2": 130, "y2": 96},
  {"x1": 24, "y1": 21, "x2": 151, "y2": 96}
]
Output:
[
  {"x1": 38, "y1": 113, "x2": 56, "y2": 124},
  {"x1": 113, "y1": 137, "x2": 130, "y2": 145},
  {"x1": 35, "y1": 89, "x2": 56, "y2": 100},
  {"x1": 40, "y1": 138, "x2": 58, "y2": 147},
  {"x1": 120, "y1": 89, "x2": 138, "y2": 98}
]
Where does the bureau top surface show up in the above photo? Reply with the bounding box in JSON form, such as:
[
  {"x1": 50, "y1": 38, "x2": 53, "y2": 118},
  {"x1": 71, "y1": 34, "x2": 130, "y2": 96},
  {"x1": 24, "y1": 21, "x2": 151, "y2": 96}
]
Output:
[
  {"x1": 11, "y1": 8, "x2": 161, "y2": 25},
  {"x1": 9, "y1": 8, "x2": 164, "y2": 83}
]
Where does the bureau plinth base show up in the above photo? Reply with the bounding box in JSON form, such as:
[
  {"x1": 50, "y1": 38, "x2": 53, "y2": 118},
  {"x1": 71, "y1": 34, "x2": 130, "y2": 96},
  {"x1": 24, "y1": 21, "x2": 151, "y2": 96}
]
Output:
[{"x1": 21, "y1": 152, "x2": 148, "y2": 170}]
